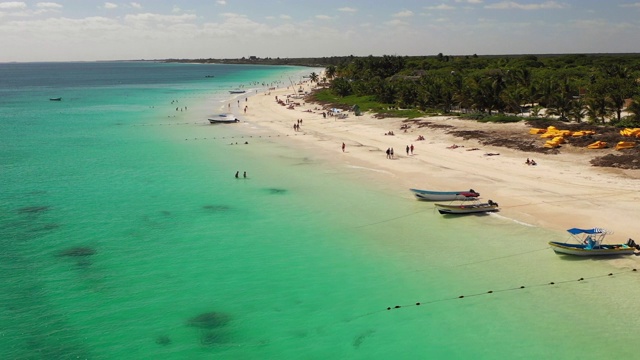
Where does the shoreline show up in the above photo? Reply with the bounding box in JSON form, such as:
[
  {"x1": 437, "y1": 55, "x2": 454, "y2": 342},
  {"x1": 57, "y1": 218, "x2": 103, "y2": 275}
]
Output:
[{"x1": 229, "y1": 80, "x2": 640, "y2": 248}]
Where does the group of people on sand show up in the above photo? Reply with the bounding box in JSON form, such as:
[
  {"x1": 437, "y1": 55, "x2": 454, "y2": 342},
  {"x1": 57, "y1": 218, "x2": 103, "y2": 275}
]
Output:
[
  {"x1": 416, "y1": 135, "x2": 425, "y2": 141},
  {"x1": 405, "y1": 144, "x2": 414, "y2": 155},
  {"x1": 293, "y1": 119, "x2": 303, "y2": 131},
  {"x1": 525, "y1": 158, "x2": 537, "y2": 166},
  {"x1": 386, "y1": 148, "x2": 395, "y2": 159},
  {"x1": 384, "y1": 131, "x2": 395, "y2": 136},
  {"x1": 235, "y1": 171, "x2": 247, "y2": 178}
]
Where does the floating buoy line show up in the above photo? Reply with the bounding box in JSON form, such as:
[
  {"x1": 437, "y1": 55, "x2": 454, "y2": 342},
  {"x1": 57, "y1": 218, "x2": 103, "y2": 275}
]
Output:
[
  {"x1": 383, "y1": 269, "x2": 638, "y2": 313},
  {"x1": 181, "y1": 133, "x2": 305, "y2": 142}
]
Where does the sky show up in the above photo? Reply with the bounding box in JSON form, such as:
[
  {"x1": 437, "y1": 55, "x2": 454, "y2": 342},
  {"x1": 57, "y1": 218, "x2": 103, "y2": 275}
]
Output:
[{"x1": 2, "y1": 0, "x2": 640, "y2": 62}]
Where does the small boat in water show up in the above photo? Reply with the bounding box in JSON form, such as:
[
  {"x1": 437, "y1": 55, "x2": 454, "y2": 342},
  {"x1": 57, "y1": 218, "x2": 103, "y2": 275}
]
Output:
[
  {"x1": 229, "y1": 89, "x2": 246, "y2": 94},
  {"x1": 49, "y1": 97, "x2": 62, "y2": 101},
  {"x1": 434, "y1": 199, "x2": 499, "y2": 215},
  {"x1": 410, "y1": 188, "x2": 479, "y2": 201},
  {"x1": 208, "y1": 114, "x2": 239, "y2": 124},
  {"x1": 549, "y1": 228, "x2": 638, "y2": 256}
]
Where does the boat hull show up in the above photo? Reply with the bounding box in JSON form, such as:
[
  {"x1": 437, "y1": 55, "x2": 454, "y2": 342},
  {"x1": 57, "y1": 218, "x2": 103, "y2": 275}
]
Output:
[
  {"x1": 410, "y1": 189, "x2": 479, "y2": 201},
  {"x1": 208, "y1": 114, "x2": 239, "y2": 124},
  {"x1": 209, "y1": 119, "x2": 239, "y2": 124},
  {"x1": 434, "y1": 203, "x2": 499, "y2": 215},
  {"x1": 548, "y1": 241, "x2": 636, "y2": 256}
]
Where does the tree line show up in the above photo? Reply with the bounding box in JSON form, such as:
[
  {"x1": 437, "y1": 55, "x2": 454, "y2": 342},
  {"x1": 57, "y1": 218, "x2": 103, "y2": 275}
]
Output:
[{"x1": 316, "y1": 54, "x2": 640, "y2": 126}]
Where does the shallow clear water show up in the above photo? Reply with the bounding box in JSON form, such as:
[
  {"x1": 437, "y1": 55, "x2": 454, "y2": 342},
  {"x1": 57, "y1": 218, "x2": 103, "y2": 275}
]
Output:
[{"x1": 1, "y1": 62, "x2": 638, "y2": 359}]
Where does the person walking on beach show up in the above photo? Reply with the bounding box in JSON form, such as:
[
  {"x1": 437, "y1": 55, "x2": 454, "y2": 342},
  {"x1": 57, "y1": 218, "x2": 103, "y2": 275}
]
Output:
[
  {"x1": 406, "y1": 145, "x2": 410, "y2": 156},
  {"x1": 235, "y1": 171, "x2": 239, "y2": 178},
  {"x1": 410, "y1": 144, "x2": 414, "y2": 155},
  {"x1": 390, "y1": 148, "x2": 394, "y2": 159},
  {"x1": 243, "y1": 171, "x2": 247, "y2": 178},
  {"x1": 386, "y1": 148, "x2": 391, "y2": 159},
  {"x1": 342, "y1": 142, "x2": 346, "y2": 152}
]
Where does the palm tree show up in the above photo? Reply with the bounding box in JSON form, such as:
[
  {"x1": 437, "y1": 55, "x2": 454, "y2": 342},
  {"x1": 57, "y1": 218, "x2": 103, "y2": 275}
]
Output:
[
  {"x1": 585, "y1": 97, "x2": 610, "y2": 124},
  {"x1": 546, "y1": 77, "x2": 576, "y2": 121},
  {"x1": 330, "y1": 77, "x2": 352, "y2": 97},
  {"x1": 309, "y1": 72, "x2": 319, "y2": 83},
  {"x1": 626, "y1": 97, "x2": 640, "y2": 122},
  {"x1": 568, "y1": 98, "x2": 586, "y2": 123},
  {"x1": 603, "y1": 77, "x2": 635, "y2": 122},
  {"x1": 326, "y1": 65, "x2": 337, "y2": 80},
  {"x1": 501, "y1": 87, "x2": 526, "y2": 114}
]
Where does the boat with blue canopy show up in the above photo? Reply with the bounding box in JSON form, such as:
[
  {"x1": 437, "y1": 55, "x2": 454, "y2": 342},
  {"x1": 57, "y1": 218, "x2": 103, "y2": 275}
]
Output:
[{"x1": 548, "y1": 228, "x2": 637, "y2": 256}]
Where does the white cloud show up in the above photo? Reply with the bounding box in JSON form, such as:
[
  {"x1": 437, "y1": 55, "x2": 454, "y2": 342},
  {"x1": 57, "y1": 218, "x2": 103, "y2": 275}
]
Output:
[
  {"x1": 124, "y1": 12, "x2": 197, "y2": 24},
  {"x1": 485, "y1": 1, "x2": 567, "y2": 10},
  {"x1": 221, "y1": 12, "x2": 245, "y2": 18},
  {"x1": 103, "y1": 2, "x2": 118, "y2": 10},
  {"x1": 426, "y1": 4, "x2": 455, "y2": 10},
  {"x1": 456, "y1": 0, "x2": 483, "y2": 3},
  {"x1": 315, "y1": 14, "x2": 332, "y2": 20},
  {"x1": 130, "y1": 2, "x2": 141, "y2": 9},
  {"x1": 393, "y1": 10, "x2": 414, "y2": 17},
  {"x1": 36, "y1": 2, "x2": 62, "y2": 9},
  {"x1": 0, "y1": 2, "x2": 26, "y2": 10},
  {"x1": 280, "y1": 14, "x2": 291, "y2": 20},
  {"x1": 338, "y1": 7, "x2": 357, "y2": 12},
  {"x1": 385, "y1": 19, "x2": 409, "y2": 26},
  {"x1": 217, "y1": 0, "x2": 227, "y2": 4},
  {"x1": 620, "y1": 2, "x2": 640, "y2": 7}
]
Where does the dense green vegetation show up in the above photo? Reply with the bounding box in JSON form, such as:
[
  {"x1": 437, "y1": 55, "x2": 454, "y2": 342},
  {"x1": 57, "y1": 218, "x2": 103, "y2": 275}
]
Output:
[
  {"x1": 305, "y1": 54, "x2": 640, "y2": 127},
  {"x1": 311, "y1": 89, "x2": 426, "y2": 119}
]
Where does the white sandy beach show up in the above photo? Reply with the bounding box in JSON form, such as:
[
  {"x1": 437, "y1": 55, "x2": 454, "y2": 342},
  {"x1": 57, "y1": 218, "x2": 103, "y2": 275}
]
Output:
[{"x1": 222, "y1": 79, "x2": 640, "y2": 257}]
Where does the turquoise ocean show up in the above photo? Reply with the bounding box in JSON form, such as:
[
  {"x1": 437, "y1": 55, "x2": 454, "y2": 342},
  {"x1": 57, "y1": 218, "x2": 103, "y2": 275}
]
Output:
[{"x1": 1, "y1": 62, "x2": 639, "y2": 359}]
